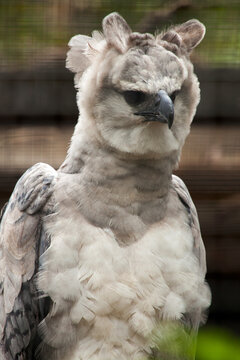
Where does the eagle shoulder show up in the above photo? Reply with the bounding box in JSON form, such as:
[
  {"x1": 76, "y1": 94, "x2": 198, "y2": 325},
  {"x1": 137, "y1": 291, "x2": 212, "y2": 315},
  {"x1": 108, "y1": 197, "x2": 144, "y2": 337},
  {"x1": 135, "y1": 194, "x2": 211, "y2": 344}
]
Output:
[
  {"x1": 172, "y1": 174, "x2": 207, "y2": 276},
  {"x1": 0, "y1": 162, "x2": 57, "y2": 359}
]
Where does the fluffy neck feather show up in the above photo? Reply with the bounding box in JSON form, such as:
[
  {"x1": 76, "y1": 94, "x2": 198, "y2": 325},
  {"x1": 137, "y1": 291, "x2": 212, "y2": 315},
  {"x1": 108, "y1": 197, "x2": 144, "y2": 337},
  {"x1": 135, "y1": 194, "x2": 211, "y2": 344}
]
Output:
[{"x1": 59, "y1": 116, "x2": 178, "y2": 244}]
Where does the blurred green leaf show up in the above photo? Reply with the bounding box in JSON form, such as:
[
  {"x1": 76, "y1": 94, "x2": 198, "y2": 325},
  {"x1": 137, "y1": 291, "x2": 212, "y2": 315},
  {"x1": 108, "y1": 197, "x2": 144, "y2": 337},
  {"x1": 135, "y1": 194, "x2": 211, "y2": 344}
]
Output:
[
  {"x1": 196, "y1": 327, "x2": 240, "y2": 360},
  {"x1": 140, "y1": 323, "x2": 240, "y2": 360}
]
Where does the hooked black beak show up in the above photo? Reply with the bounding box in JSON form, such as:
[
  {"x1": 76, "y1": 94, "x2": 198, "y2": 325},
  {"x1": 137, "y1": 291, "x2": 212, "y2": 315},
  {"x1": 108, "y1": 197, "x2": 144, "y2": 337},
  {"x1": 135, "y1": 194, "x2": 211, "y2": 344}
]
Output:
[{"x1": 134, "y1": 90, "x2": 174, "y2": 129}]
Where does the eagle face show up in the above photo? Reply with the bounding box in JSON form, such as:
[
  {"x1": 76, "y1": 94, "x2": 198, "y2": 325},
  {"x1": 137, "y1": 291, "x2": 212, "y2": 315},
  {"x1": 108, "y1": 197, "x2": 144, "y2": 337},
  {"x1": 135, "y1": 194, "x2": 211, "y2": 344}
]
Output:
[
  {"x1": 91, "y1": 45, "x2": 189, "y2": 157},
  {"x1": 67, "y1": 13, "x2": 205, "y2": 159}
]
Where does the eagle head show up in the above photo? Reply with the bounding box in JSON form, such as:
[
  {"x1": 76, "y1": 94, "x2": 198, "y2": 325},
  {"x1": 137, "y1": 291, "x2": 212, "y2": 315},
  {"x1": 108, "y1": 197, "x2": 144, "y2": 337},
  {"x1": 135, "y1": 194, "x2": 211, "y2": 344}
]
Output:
[{"x1": 66, "y1": 13, "x2": 205, "y2": 161}]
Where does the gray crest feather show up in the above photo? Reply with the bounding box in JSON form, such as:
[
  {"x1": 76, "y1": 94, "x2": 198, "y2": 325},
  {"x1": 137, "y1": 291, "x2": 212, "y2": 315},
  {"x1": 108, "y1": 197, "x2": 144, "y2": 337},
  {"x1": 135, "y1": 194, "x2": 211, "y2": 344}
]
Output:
[
  {"x1": 66, "y1": 31, "x2": 105, "y2": 84},
  {"x1": 174, "y1": 19, "x2": 206, "y2": 52},
  {"x1": 102, "y1": 12, "x2": 132, "y2": 52},
  {"x1": 158, "y1": 19, "x2": 206, "y2": 54},
  {"x1": 66, "y1": 35, "x2": 91, "y2": 76}
]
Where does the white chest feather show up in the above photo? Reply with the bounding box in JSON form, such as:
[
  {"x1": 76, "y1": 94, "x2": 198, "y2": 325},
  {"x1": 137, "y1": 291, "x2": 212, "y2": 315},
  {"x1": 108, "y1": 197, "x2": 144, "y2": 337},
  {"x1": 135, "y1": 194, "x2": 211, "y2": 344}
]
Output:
[{"x1": 38, "y1": 201, "x2": 208, "y2": 360}]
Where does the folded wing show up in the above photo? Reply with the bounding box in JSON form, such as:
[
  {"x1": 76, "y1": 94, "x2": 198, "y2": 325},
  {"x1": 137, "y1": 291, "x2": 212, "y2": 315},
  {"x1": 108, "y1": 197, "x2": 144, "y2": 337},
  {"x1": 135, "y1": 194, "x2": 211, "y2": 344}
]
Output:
[{"x1": 0, "y1": 163, "x2": 57, "y2": 359}]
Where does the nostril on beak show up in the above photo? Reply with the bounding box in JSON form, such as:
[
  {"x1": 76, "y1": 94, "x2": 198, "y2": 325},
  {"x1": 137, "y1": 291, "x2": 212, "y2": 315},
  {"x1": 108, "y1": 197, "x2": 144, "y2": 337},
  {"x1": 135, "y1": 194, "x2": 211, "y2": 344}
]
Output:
[
  {"x1": 157, "y1": 90, "x2": 174, "y2": 128},
  {"x1": 154, "y1": 92, "x2": 162, "y2": 109}
]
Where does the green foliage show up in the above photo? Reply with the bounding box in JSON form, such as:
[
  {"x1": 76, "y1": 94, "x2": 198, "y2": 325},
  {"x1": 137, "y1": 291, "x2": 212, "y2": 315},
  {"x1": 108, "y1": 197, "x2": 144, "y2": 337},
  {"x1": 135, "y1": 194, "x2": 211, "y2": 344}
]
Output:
[
  {"x1": 143, "y1": 322, "x2": 240, "y2": 360},
  {"x1": 196, "y1": 327, "x2": 240, "y2": 360},
  {"x1": 141, "y1": 323, "x2": 240, "y2": 360},
  {"x1": 148, "y1": 322, "x2": 196, "y2": 360}
]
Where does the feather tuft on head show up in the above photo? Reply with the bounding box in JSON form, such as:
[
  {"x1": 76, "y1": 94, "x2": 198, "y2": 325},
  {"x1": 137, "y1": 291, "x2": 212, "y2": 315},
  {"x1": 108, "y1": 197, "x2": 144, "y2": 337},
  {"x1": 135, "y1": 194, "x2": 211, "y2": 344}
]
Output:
[
  {"x1": 102, "y1": 12, "x2": 132, "y2": 52},
  {"x1": 66, "y1": 31, "x2": 105, "y2": 84},
  {"x1": 157, "y1": 19, "x2": 205, "y2": 54}
]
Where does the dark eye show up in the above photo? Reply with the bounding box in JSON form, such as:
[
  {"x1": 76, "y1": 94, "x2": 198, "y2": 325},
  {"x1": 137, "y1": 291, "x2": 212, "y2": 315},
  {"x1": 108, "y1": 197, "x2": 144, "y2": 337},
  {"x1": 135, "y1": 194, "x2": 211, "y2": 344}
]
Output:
[
  {"x1": 169, "y1": 90, "x2": 180, "y2": 102},
  {"x1": 123, "y1": 91, "x2": 146, "y2": 106}
]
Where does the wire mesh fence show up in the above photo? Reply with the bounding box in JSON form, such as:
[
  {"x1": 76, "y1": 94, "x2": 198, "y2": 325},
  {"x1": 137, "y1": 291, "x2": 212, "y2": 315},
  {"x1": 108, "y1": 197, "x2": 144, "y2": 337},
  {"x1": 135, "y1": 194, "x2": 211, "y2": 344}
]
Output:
[
  {"x1": 0, "y1": 0, "x2": 239, "y2": 341},
  {"x1": 0, "y1": 0, "x2": 240, "y2": 70}
]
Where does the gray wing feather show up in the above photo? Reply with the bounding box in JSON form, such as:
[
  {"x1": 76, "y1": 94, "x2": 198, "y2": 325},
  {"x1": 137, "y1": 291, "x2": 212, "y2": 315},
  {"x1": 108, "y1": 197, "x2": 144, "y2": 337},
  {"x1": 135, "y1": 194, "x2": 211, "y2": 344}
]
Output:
[
  {"x1": 172, "y1": 174, "x2": 207, "y2": 277},
  {"x1": 0, "y1": 163, "x2": 57, "y2": 359},
  {"x1": 172, "y1": 175, "x2": 210, "y2": 336}
]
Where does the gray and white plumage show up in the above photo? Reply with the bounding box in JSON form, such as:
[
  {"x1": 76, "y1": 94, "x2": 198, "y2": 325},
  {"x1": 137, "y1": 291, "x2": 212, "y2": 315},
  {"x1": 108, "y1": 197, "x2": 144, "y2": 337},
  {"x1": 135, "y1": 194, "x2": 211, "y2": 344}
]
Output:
[{"x1": 0, "y1": 13, "x2": 211, "y2": 360}]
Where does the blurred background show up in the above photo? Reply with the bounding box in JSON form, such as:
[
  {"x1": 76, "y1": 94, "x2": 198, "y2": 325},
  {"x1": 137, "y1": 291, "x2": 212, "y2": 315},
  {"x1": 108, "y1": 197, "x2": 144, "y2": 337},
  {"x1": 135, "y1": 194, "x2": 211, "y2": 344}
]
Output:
[{"x1": 0, "y1": 0, "x2": 239, "y2": 358}]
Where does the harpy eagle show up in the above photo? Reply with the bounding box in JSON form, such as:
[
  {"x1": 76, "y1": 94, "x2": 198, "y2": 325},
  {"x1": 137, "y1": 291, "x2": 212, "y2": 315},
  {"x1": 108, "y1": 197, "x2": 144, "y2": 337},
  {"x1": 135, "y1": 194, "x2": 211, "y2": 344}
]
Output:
[{"x1": 0, "y1": 12, "x2": 211, "y2": 360}]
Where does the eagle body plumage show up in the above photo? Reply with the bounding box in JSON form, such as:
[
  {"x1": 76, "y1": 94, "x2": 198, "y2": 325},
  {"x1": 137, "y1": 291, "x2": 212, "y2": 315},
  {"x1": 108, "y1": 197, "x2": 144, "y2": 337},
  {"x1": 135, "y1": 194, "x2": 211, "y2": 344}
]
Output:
[{"x1": 0, "y1": 13, "x2": 211, "y2": 360}]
